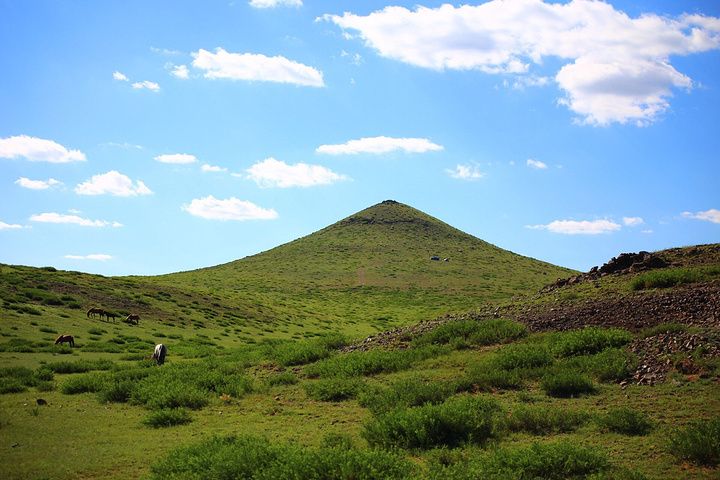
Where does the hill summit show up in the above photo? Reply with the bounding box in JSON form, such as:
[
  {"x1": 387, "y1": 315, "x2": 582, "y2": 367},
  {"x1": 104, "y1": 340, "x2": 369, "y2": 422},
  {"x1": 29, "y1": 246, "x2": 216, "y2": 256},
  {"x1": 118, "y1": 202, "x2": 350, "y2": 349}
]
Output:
[{"x1": 159, "y1": 200, "x2": 573, "y2": 331}]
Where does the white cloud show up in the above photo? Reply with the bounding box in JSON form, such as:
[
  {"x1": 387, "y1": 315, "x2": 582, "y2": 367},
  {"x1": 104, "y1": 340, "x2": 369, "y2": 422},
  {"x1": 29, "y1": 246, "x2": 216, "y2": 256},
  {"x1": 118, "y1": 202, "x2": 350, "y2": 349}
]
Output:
[
  {"x1": 446, "y1": 164, "x2": 484, "y2": 180},
  {"x1": 322, "y1": 2, "x2": 720, "y2": 125},
  {"x1": 0, "y1": 135, "x2": 86, "y2": 163},
  {"x1": 64, "y1": 254, "x2": 113, "y2": 261},
  {"x1": 201, "y1": 163, "x2": 228, "y2": 173},
  {"x1": 15, "y1": 177, "x2": 62, "y2": 190},
  {"x1": 246, "y1": 157, "x2": 348, "y2": 188},
  {"x1": 249, "y1": 0, "x2": 302, "y2": 8},
  {"x1": 113, "y1": 71, "x2": 129, "y2": 81},
  {"x1": 526, "y1": 219, "x2": 621, "y2": 235},
  {"x1": 341, "y1": 50, "x2": 363, "y2": 65},
  {"x1": 682, "y1": 209, "x2": 720, "y2": 224},
  {"x1": 155, "y1": 153, "x2": 197, "y2": 164},
  {"x1": 102, "y1": 141, "x2": 143, "y2": 150},
  {"x1": 151, "y1": 47, "x2": 182, "y2": 56},
  {"x1": 171, "y1": 64, "x2": 190, "y2": 79},
  {"x1": 316, "y1": 136, "x2": 443, "y2": 155},
  {"x1": 623, "y1": 216, "x2": 644, "y2": 227},
  {"x1": 182, "y1": 196, "x2": 278, "y2": 221},
  {"x1": 75, "y1": 171, "x2": 152, "y2": 197},
  {"x1": 131, "y1": 80, "x2": 160, "y2": 92},
  {"x1": 191, "y1": 48, "x2": 324, "y2": 87},
  {"x1": 30, "y1": 212, "x2": 122, "y2": 228},
  {"x1": 526, "y1": 159, "x2": 548, "y2": 170},
  {"x1": 642, "y1": 229, "x2": 654, "y2": 234},
  {"x1": 0, "y1": 220, "x2": 23, "y2": 230}
]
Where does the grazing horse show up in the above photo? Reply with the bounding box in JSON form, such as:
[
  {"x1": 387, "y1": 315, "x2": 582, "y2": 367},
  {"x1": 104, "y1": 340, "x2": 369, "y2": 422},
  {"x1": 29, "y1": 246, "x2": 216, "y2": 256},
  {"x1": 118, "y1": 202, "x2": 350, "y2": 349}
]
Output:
[
  {"x1": 105, "y1": 311, "x2": 119, "y2": 322},
  {"x1": 125, "y1": 314, "x2": 140, "y2": 325},
  {"x1": 87, "y1": 307, "x2": 104, "y2": 319},
  {"x1": 151, "y1": 344, "x2": 167, "y2": 365},
  {"x1": 54, "y1": 334, "x2": 75, "y2": 348}
]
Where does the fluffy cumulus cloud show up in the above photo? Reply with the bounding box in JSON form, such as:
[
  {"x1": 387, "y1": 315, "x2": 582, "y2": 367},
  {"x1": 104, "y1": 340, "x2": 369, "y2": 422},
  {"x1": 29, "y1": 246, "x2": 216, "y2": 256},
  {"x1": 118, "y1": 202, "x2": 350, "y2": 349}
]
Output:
[
  {"x1": 0, "y1": 220, "x2": 23, "y2": 230},
  {"x1": 323, "y1": 1, "x2": 720, "y2": 125},
  {"x1": 75, "y1": 171, "x2": 152, "y2": 197},
  {"x1": 113, "y1": 71, "x2": 129, "y2": 81},
  {"x1": 171, "y1": 64, "x2": 190, "y2": 79},
  {"x1": 182, "y1": 196, "x2": 278, "y2": 221},
  {"x1": 526, "y1": 159, "x2": 548, "y2": 170},
  {"x1": 30, "y1": 212, "x2": 122, "y2": 228},
  {"x1": 131, "y1": 80, "x2": 160, "y2": 92},
  {"x1": 682, "y1": 208, "x2": 720, "y2": 224},
  {"x1": 0, "y1": 135, "x2": 85, "y2": 163},
  {"x1": 316, "y1": 136, "x2": 443, "y2": 155},
  {"x1": 249, "y1": 0, "x2": 302, "y2": 8},
  {"x1": 65, "y1": 254, "x2": 113, "y2": 261},
  {"x1": 623, "y1": 216, "x2": 645, "y2": 227},
  {"x1": 445, "y1": 164, "x2": 484, "y2": 180},
  {"x1": 246, "y1": 157, "x2": 347, "y2": 188},
  {"x1": 15, "y1": 177, "x2": 62, "y2": 190},
  {"x1": 191, "y1": 48, "x2": 324, "y2": 87},
  {"x1": 201, "y1": 163, "x2": 227, "y2": 173},
  {"x1": 527, "y1": 219, "x2": 622, "y2": 235},
  {"x1": 155, "y1": 153, "x2": 197, "y2": 164}
]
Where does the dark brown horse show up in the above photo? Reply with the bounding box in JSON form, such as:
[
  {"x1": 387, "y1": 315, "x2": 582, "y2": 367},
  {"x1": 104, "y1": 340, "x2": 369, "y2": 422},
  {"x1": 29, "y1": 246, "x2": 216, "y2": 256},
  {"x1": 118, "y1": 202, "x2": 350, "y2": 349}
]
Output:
[
  {"x1": 105, "y1": 311, "x2": 119, "y2": 322},
  {"x1": 87, "y1": 307, "x2": 104, "y2": 318},
  {"x1": 125, "y1": 314, "x2": 140, "y2": 325},
  {"x1": 54, "y1": 334, "x2": 75, "y2": 347}
]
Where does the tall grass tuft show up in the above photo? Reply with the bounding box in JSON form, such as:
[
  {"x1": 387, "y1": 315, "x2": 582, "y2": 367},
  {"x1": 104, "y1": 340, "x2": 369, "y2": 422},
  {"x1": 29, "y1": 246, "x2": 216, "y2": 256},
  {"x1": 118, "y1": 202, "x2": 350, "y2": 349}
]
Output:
[
  {"x1": 362, "y1": 395, "x2": 502, "y2": 449},
  {"x1": 358, "y1": 376, "x2": 455, "y2": 415},
  {"x1": 142, "y1": 408, "x2": 192, "y2": 428},
  {"x1": 668, "y1": 416, "x2": 720, "y2": 466},
  {"x1": 631, "y1": 266, "x2": 720, "y2": 291},
  {"x1": 541, "y1": 370, "x2": 596, "y2": 398},
  {"x1": 506, "y1": 405, "x2": 589, "y2": 435},
  {"x1": 413, "y1": 319, "x2": 526, "y2": 349},
  {"x1": 597, "y1": 407, "x2": 652, "y2": 436},
  {"x1": 305, "y1": 345, "x2": 447, "y2": 378},
  {"x1": 303, "y1": 377, "x2": 365, "y2": 402},
  {"x1": 550, "y1": 327, "x2": 633, "y2": 358}
]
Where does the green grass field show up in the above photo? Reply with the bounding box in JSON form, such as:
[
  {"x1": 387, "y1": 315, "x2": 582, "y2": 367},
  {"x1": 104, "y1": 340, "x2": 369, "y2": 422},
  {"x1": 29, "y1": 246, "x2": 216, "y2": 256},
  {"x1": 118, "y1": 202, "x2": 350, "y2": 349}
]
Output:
[{"x1": 1, "y1": 204, "x2": 718, "y2": 479}]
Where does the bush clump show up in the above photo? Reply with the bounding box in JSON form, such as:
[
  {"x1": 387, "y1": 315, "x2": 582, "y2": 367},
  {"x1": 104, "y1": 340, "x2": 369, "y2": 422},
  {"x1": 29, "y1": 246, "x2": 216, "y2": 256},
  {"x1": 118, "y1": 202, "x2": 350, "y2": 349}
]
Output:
[
  {"x1": 362, "y1": 395, "x2": 502, "y2": 450},
  {"x1": 151, "y1": 434, "x2": 415, "y2": 480},
  {"x1": 493, "y1": 343, "x2": 553, "y2": 371},
  {"x1": 550, "y1": 328, "x2": 633, "y2": 358},
  {"x1": 306, "y1": 346, "x2": 446, "y2": 378},
  {"x1": 597, "y1": 408, "x2": 653, "y2": 436},
  {"x1": 459, "y1": 364, "x2": 525, "y2": 392},
  {"x1": 61, "y1": 373, "x2": 104, "y2": 394},
  {"x1": 142, "y1": 408, "x2": 192, "y2": 428},
  {"x1": 668, "y1": 416, "x2": 720, "y2": 466},
  {"x1": 631, "y1": 266, "x2": 720, "y2": 291},
  {"x1": 270, "y1": 333, "x2": 346, "y2": 366},
  {"x1": 0, "y1": 366, "x2": 55, "y2": 394},
  {"x1": 506, "y1": 405, "x2": 589, "y2": 435},
  {"x1": 413, "y1": 319, "x2": 527, "y2": 349},
  {"x1": 304, "y1": 377, "x2": 365, "y2": 402},
  {"x1": 358, "y1": 376, "x2": 455, "y2": 415},
  {"x1": 267, "y1": 371, "x2": 298, "y2": 386},
  {"x1": 542, "y1": 371, "x2": 596, "y2": 398},
  {"x1": 428, "y1": 441, "x2": 610, "y2": 480}
]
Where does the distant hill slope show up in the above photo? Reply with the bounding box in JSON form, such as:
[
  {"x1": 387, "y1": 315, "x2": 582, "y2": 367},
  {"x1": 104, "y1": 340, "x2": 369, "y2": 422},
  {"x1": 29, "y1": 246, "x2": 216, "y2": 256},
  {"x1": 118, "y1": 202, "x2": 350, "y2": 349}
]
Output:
[
  {"x1": 154, "y1": 200, "x2": 574, "y2": 332},
  {"x1": 0, "y1": 201, "x2": 573, "y2": 338}
]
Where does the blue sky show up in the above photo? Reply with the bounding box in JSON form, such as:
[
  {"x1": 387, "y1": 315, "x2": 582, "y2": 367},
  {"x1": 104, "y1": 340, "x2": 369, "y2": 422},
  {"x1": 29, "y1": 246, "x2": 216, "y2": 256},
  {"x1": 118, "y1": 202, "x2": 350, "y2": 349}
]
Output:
[{"x1": 1, "y1": 0, "x2": 718, "y2": 276}]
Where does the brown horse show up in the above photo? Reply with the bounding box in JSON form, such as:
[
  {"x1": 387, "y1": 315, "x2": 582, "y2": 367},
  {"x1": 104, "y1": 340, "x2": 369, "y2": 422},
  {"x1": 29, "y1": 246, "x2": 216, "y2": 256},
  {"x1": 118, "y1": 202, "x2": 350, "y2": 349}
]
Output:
[
  {"x1": 54, "y1": 334, "x2": 75, "y2": 348},
  {"x1": 103, "y1": 311, "x2": 119, "y2": 322},
  {"x1": 125, "y1": 314, "x2": 140, "y2": 325},
  {"x1": 87, "y1": 307, "x2": 104, "y2": 318}
]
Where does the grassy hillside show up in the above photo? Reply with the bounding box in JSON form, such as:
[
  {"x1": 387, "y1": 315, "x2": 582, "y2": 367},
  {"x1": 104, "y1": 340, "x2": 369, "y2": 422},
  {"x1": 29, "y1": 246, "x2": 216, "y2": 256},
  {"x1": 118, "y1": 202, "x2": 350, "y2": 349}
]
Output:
[
  {"x1": 1, "y1": 200, "x2": 573, "y2": 341},
  {"x1": 0, "y1": 244, "x2": 718, "y2": 479}
]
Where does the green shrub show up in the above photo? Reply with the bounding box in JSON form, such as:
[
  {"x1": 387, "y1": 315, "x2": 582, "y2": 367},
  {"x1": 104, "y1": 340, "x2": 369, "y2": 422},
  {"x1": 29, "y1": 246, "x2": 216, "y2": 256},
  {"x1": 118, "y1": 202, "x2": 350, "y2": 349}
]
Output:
[
  {"x1": 46, "y1": 359, "x2": 115, "y2": 374},
  {"x1": 561, "y1": 348, "x2": 636, "y2": 383},
  {"x1": 306, "y1": 346, "x2": 446, "y2": 378},
  {"x1": 631, "y1": 266, "x2": 720, "y2": 291},
  {"x1": 271, "y1": 333, "x2": 346, "y2": 366},
  {"x1": 142, "y1": 408, "x2": 192, "y2": 428},
  {"x1": 304, "y1": 377, "x2": 365, "y2": 402},
  {"x1": 641, "y1": 322, "x2": 688, "y2": 338},
  {"x1": 267, "y1": 371, "x2": 298, "y2": 386},
  {"x1": 87, "y1": 327, "x2": 106, "y2": 336},
  {"x1": 320, "y1": 432, "x2": 355, "y2": 450},
  {"x1": 494, "y1": 343, "x2": 553, "y2": 371},
  {"x1": 0, "y1": 379, "x2": 27, "y2": 394},
  {"x1": 542, "y1": 371, "x2": 596, "y2": 398},
  {"x1": 597, "y1": 408, "x2": 652, "y2": 436},
  {"x1": 413, "y1": 319, "x2": 526, "y2": 349},
  {"x1": 61, "y1": 373, "x2": 104, "y2": 394},
  {"x1": 0, "y1": 366, "x2": 54, "y2": 393},
  {"x1": 668, "y1": 416, "x2": 720, "y2": 466},
  {"x1": 131, "y1": 379, "x2": 208, "y2": 410},
  {"x1": 98, "y1": 379, "x2": 135, "y2": 403},
  {"x1": 358, "y1": 376, "x2": 455, "y2": 415},
  {"x1": 550, "y1": 328, "x2": 632, "y2": 358},
  {"x1": 459, "y1": 364, "x2": 525, "y2": 392},
  {"x1": 38, "y1": 326, "x2": 57, "y2": 333},
  {"x1": 506, "y1": 405, "x2": 589, "y2": 434},
  {"x1": 362, "y1": 395, "x2": 502, "y2": 449},
  {"x1": 150, "y1": 434, "x2": 415, "y2": 480},
  {"x1": 429, "y1": 441, "x2": 609, "y2": 480}
]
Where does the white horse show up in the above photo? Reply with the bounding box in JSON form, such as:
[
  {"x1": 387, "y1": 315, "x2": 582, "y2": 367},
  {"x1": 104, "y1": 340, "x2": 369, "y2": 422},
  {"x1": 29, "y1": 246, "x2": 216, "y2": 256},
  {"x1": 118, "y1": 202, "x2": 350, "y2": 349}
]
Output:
[{"x1": 152, "y1": 344, "x2": 167, "y2": 365}]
